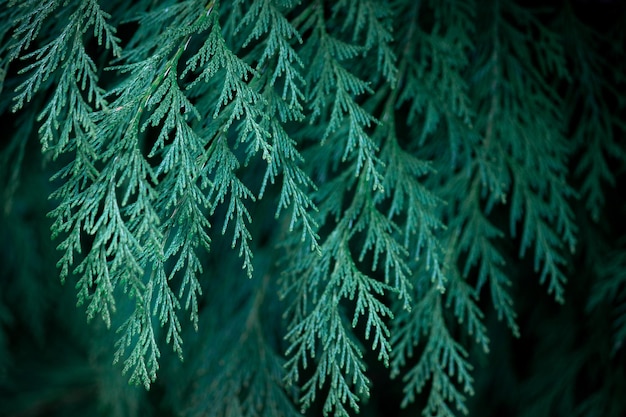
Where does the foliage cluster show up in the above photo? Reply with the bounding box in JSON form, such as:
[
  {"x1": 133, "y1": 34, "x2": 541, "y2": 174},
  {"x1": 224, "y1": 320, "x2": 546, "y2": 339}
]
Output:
[{"x1": 0, "y1": 0, "x2": 625, "y2": 416}]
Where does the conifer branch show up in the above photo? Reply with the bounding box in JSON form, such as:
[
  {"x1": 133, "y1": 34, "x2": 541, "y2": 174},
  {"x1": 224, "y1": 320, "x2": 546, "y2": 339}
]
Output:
[{"x1": 297, "y1": 0, "x2": 385, "y2": 191}]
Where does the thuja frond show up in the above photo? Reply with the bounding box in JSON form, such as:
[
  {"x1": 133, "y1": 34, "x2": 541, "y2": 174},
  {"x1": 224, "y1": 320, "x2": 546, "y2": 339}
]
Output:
[
  {"x1": 454, "y1": 175, "x2": 519, "y2": 336},
  {"x1": 333, "y1": 0, "x2": 398, "y2": 85},
  {"x1": 391, "y1": 285, "x2": 475, "y2": 416},
  {"x1": 560, "y1": 9, "x2": 626, "y2": 222},
  {"x1": 394, "y1": 0, "x2": 475, "y2": 146},
  {"x1": 26, "y1": 0, "x2": 120, "y2": 290},
  {"x1": 185, "y1": 8, "x2": 272, "y2": 162},
  {"x1": 205, "y1": 136, "x2": 256, "y2": 276},
  {"x1": 444, "y1": 253, "x2": 490, "y2": 353},
  {"x1": 47, "y1": 0, "x2": 216, "y2": 386},
  {"x1": 282, "y1": 203, "x2": 373, "y2": 416},
  {"x1": 114, "y1": 280, "x2": 161, "y2": 389},
  {"x1": 388, "y1": 194, "x2": 488, "y2": 416},
  {"x1": 296, "y1": 0, "x2": 384, "y2": 191},
  {"x1": 473, "y1": 0, "x2": 577, "y2": 303},
  {"x1": 237, "y1": 0, "x2": 320, "y2": 251},
  {"x1": 283, "y1": 164, "x2": 412, "y2": 415},
  {"x1": 280, "y1": 5, "x2": 415, "y2": 409},
  {"x1": 1, "y1": 0, "x2": 61, "y2": 66},
  {"x1": 261, "y1": 104, "x2": 320, "y2": 251},
  {"x1": 374, "y1": 4, "x2": 484, "y2": 411},
  {"x1": 238, "y1": 0, "x2": 305, "y2": 106},
  {"x1": 12, "y1": 0, "x2": 120, "y2": 113},
  {"x1": 140, "y1": 38, "x2": 209, "y2": 334},
  {"x1": 377, "y1": 106, "x2": 445, "y2": 299}
]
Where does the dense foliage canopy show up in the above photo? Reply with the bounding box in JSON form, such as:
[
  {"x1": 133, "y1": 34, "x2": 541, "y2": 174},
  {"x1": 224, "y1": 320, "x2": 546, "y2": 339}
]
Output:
[{"x1": 1, "y1": 0, "x2": 625, "y2": 416}]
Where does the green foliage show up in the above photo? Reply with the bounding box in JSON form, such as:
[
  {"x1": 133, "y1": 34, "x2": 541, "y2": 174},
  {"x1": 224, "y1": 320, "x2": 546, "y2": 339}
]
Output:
[{"x1": 1, "y1": 0, "x2": 625, "y2": 417}]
